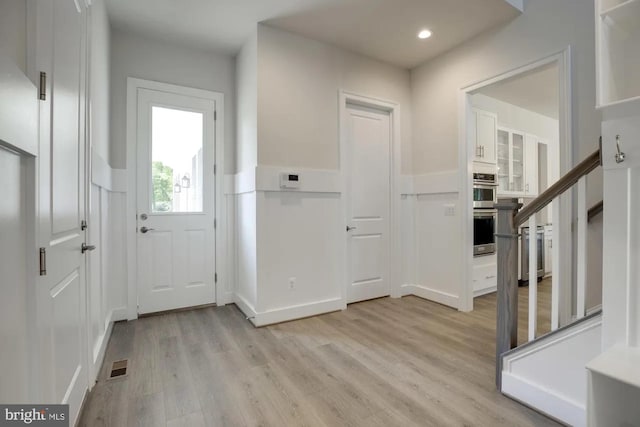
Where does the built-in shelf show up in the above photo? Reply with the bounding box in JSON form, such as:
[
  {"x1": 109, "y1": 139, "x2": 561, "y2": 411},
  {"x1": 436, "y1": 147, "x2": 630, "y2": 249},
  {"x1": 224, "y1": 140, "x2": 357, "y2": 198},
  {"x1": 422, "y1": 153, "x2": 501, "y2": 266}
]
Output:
[
  {"x1": 597, "y1": 0, "x2": 640, "y2": 108},
  {"x1": 601, "y1": 0, "x2": 640, "y2": 32}
]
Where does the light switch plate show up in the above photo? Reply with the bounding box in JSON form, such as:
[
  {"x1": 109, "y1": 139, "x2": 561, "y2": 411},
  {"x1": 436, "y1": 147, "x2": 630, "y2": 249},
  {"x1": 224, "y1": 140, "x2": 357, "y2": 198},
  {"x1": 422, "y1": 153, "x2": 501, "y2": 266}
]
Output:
[{"x1": 444, "y1": 204, "x2": 456, "y2": 216}]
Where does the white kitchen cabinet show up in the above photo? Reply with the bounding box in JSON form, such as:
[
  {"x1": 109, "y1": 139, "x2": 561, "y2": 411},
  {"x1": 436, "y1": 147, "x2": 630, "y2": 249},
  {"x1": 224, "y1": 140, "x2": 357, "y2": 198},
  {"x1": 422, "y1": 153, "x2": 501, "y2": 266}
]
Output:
[
  {"x1": 524, "y1": 134, "x2": 539, "y2": 196},
  {"x1": 497, "y1": 127, "x2": 525, "y2": 195},
  {"x1": 498, "y1": 128, "x2": 543, "y2": 197},
  {"x1": 473, "y1": 254, "x2": 497, "y2": 297},
  {"x1": 472, "y1": 108, "x2": 497, "y2": 164},
  {"x1": 544, "y1": 225, "x2": 553, "y2": 276}
]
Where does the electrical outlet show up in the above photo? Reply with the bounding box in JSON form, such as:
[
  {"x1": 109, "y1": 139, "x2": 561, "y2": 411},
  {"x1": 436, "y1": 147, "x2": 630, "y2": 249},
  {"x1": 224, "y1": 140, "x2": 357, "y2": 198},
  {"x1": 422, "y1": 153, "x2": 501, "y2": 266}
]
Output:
[
  {"x1": 288, "y1": 277, "x2": 296, "y2": 289},
  {"x1": 444, "y1": 204, "x2": 456, "y2": 217}
]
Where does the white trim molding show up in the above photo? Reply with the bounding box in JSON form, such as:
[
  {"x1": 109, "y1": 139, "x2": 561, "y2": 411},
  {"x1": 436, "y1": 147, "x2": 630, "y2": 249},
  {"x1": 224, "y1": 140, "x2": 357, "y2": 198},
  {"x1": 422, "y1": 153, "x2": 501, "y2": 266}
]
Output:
[
  {"x1": 225, "y1": 166, "x2": 342, "y2": 195},
  {"x1": 245, "y1": 298, "x2": 345, "y2": 327},
  {"x1": 400, "y1": 284, "x2": 459, "y2": 308},
  {"x1": 125, "y1": 78, "x2": 227, "y2": 319}
]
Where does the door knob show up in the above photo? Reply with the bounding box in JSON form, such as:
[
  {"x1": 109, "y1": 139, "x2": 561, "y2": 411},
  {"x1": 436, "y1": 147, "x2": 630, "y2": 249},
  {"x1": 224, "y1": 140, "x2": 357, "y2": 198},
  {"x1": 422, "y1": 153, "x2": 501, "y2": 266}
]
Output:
[
  {"x1": 81, "y1": 243, "x2": 96, "y2": 253},
  {"x1": 346, "y1": 226, "x2": 357, "y2": 232},
  {"x1": 140, "y1": 226, "x2": 155, "y2": 234}
]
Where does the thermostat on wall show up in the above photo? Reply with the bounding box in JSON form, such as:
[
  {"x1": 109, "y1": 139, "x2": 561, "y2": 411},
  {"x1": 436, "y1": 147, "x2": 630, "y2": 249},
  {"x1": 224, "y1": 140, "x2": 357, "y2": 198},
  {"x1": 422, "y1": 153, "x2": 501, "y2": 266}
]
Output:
[{"x1": 280, "y1": 173, "x2": 300, "y2": 189}]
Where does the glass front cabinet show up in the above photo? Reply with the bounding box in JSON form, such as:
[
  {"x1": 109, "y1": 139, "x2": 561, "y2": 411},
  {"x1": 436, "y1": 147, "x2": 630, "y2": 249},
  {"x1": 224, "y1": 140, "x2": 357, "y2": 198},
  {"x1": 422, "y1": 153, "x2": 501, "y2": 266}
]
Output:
[{"x1": 497, "y1": 128, "x2": 525, "y2": 195}]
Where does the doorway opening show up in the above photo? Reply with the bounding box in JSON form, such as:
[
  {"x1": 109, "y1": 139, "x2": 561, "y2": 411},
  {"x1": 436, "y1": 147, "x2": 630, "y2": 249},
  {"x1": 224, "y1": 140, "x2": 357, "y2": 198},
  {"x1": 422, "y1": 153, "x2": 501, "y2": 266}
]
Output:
[{"x1": 459, "y1": 49, "x2": 575, "y2": 334}]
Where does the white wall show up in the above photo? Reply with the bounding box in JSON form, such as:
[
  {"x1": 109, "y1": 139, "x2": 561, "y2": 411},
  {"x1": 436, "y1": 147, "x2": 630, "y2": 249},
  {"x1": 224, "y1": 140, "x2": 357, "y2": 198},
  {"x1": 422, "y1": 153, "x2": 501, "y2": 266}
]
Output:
[
  {"x1": 235, "y1": 32, "x2": 258, "y2": 173},
  {"x1": 257, "y1": 24, "x2": 413, "y2": 173},
  {"x1": 110, "y1": 30, "x2": 236, "y2": 172},
  {"x1": 229, "y1": 25, "x2": 414, "y2": 324},
  {"x1": 89, "y1": 0, "x2": 111, "y2": 164},
  {"x1": 0, "y1": 0, "x2": 27, "y2": 73}
]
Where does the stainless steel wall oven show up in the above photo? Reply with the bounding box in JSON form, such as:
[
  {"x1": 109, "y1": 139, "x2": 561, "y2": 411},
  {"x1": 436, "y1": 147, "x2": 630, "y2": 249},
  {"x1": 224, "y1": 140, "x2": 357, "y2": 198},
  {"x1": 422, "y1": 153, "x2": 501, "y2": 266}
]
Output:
[{"x1": 474, "y1": 210, "x2": 496, "y2": 256}]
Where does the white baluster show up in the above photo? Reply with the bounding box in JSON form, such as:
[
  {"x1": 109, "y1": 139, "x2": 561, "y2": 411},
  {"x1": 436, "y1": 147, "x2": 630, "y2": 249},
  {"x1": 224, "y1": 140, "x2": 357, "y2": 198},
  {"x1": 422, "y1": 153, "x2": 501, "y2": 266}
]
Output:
[
  {"x1": 551, "y1": 198, "x2": 560, "y2": 330},
  {"x1": 528, "y1": 215, "x2": 538, "y2": 341},
  {"x1": 577, "y1": 176, "x2": 587, "y2": 319}
]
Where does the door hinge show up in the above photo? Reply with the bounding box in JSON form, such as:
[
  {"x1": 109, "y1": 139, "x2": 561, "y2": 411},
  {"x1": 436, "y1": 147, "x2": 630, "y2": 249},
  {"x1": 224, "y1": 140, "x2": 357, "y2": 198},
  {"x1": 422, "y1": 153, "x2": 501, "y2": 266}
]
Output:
[
  {"x1": 214, "y1": 110, "x2": 217, "y2": 121},
  {"x1": 39, "y1": 248, "x2": 47, "y2": 276},
  {"x1": 214, "y1": 219, "x2": 217, "y2": 229},
  {"x1": 214, "y1": 164, "x2": 217, "y2": 175},
  {"x1": 81, "y1": 220, "x2": 88, "y2": 231},
  {"x1": 39, "y1": 72, "x2": 47, "y2": 101},
  {"x1": 215, "y1": 273, "x2": 218, "y2": 283}
]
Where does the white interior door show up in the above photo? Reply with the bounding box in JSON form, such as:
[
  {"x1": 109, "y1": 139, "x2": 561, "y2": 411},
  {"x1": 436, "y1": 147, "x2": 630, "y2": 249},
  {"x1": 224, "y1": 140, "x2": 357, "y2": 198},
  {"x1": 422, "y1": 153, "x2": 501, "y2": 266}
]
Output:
[
  {"x1": 35, "y1": 0, "x2": 89, "y2": 422},
  {"x1": 346, "y1": 103, "x2": 391, "y2": 303},
  {"x1": 136, "y1": 88, "x2": 216, "y2": 314}
]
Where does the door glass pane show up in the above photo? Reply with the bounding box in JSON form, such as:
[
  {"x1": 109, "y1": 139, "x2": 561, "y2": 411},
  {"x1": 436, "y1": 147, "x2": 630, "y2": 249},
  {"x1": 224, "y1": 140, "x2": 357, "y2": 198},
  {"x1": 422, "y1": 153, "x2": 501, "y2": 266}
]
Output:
[
  {"x1": 151, "y1": 106, "x2": 204, "y2": 213},
  {"x1": 512, "y1": 132, "x2": 524, "y2": 192},
  {"x1": 497, "y1": 129, "x2": 510, "y2": 192}
]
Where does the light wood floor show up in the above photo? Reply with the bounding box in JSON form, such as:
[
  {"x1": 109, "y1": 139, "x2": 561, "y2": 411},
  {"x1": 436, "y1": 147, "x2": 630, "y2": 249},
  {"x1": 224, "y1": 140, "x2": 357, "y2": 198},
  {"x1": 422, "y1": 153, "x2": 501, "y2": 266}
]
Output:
[{"x1": 80, "y1": 285, "x2": 559, "y2": 427}]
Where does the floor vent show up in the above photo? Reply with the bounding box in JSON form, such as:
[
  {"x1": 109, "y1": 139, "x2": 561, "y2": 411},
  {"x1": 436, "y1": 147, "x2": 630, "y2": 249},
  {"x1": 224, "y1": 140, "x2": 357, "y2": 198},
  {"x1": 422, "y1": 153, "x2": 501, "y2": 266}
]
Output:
[{"x1": 108, "y1": 359, "x2": 128, "y2": 379}]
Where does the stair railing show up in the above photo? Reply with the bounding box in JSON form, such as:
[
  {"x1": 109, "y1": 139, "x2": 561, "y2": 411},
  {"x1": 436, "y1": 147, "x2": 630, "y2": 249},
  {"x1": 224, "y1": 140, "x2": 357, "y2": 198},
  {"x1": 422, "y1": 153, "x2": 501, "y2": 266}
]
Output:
[{"x1": 495, "y1": 148, "x2": 602, "y2": 389}]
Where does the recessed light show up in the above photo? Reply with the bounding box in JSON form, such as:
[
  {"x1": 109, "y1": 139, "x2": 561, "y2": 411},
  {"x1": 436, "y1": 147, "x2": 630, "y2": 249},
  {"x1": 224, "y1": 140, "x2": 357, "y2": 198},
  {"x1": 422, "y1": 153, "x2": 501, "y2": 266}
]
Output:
[{"x1": 418, "y1": 29, "x2": 432, "y2": 39}]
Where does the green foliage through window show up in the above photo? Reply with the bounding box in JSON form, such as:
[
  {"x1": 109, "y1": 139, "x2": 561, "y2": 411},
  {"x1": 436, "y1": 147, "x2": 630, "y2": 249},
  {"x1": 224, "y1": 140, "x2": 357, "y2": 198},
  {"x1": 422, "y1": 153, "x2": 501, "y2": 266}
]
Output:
[{"x1": 152, "y1": 161, "x2": 173, "y2": 212}]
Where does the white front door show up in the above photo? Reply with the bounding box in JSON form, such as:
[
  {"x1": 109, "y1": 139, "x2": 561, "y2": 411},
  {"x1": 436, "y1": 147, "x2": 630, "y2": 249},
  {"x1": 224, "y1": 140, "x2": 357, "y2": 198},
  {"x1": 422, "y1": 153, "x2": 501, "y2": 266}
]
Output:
[
  {"x1": 34, "y1": 0, "x2": 89, "y2": 422},
  {"x1": 135, "y1": 88, "x2": 216, "y2": 314},
  {"x1": 345, "y1": 103, "x2": 391, "y2": 303}
]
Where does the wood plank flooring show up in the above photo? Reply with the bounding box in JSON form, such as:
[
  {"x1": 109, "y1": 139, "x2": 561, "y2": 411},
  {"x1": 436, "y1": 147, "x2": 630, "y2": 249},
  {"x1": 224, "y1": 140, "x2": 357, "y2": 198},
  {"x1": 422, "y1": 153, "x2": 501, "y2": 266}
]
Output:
[{"x1": 80, "y1": 287, "x2": 560, "y2": 427}]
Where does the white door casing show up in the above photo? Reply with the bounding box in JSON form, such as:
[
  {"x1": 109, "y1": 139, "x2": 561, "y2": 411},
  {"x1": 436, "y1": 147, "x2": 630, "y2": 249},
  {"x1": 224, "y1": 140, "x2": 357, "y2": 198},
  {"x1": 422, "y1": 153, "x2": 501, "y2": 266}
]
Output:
[
  {"x1": 33, "y1": 0, "x2": 90, "y2": 423},
  {"x1": 345, "y1": 103, "x2": 391, "y2": 303},
  {"x1": 135, "y1": 88, "x2": 216, "y2": 314}
]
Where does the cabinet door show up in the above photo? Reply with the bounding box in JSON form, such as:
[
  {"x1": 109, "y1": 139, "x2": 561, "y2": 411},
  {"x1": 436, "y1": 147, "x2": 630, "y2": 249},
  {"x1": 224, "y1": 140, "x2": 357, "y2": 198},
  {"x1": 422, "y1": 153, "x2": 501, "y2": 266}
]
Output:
[
  {"x1": 497, "y1": 129, "x2": 510, "y2": 193},
  {"x1": 476, "y1": 110, "x2": 497, "y2": 163},
  {"x1": 511, "y1": 131, "x2": 525, "y2": 193},
  {"x1": 525, "y1": 134, "x2": 539, "y2": 196}
]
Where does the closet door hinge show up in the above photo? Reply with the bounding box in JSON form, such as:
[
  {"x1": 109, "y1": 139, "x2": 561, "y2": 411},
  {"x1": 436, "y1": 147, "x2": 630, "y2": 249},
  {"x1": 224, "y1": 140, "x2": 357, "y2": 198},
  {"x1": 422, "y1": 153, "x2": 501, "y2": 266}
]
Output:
[
  {"x1": 39, "y1": 72, "x2": 47, "y2": 101},
  {"x1": 39, "y1": 248, "x2": 47, "y2": 276},
  {"x1": 214, "y1": 219, "x2": 217, "y2": 229},
  {"x1": 214, "y1": 110, "x2": 217, "y2": 121},
  {"x1": 215, "y1": 273, "x2": 218, "y2": 283}
]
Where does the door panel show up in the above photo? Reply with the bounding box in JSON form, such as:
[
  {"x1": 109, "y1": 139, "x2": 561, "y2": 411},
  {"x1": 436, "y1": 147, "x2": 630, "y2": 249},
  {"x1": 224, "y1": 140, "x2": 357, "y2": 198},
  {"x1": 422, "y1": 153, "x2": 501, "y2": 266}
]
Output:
[
  {"x1": 136, "y1": 88, "x2": 216, "y2": 314},
  {"x1": 51, "y1": 0, "x2": 82, "y2": 234},
  {"x1": 346, "y1": 104, "x2": 390, "y2": 303},
  {"x1": 35, "y1": 0, "x2": 88, "y2": 423}
]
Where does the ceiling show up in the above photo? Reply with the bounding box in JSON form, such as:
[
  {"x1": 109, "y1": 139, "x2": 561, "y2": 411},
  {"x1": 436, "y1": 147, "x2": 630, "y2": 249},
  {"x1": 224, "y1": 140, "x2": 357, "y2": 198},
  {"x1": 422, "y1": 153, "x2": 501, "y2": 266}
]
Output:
[
  {"x1": 105, "y1": 0, "x2": 521, "y2": 69},
  {"x1": 477, "y1": 63, "x2": 559, "y2": 119}
]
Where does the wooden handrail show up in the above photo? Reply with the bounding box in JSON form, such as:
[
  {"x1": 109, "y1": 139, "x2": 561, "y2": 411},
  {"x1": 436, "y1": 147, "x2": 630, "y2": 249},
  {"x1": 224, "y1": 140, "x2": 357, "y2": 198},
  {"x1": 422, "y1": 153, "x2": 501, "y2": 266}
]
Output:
[
  {"x1": 588, "y1": 200, "x2": 604, "y2": 222},
  {"x1": 514, "y1": 149, "x2": 601, "y2": 227}
]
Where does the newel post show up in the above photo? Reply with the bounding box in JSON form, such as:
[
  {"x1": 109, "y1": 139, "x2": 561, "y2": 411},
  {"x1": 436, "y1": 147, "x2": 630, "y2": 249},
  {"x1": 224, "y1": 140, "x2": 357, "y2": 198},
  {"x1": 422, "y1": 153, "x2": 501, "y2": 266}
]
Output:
[{"x1": 495, "y1": 198, "x2": 522, "y2": 390}]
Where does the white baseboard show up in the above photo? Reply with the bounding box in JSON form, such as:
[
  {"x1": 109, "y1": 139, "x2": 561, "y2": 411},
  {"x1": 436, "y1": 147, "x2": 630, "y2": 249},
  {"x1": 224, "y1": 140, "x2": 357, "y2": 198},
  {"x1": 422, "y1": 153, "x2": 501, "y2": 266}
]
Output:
[
  {"x1": 235, "y1": 296, "x2": 346, "y2": 327},
  {"x1": 233, "y1": 293, "x2": 257, "y2": 321},
  {"x1": 111, "y1": 306, "x2": 128, "y2": 322},
  {"x1": 217, "y1": 292, "x2": 235, "y2": 307},
  {"x1": 474, "y1": 286, "x2": 497, "y2": 297},
  {"x1": 502, "y1": 373, "x2": 585, "y2": 427},
  {"x1": 401, "y1": 284, "x2": 459, "y2": 308},
  {"x1": 89, "y1": 307, "x2": 126, "y2": 387}
]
